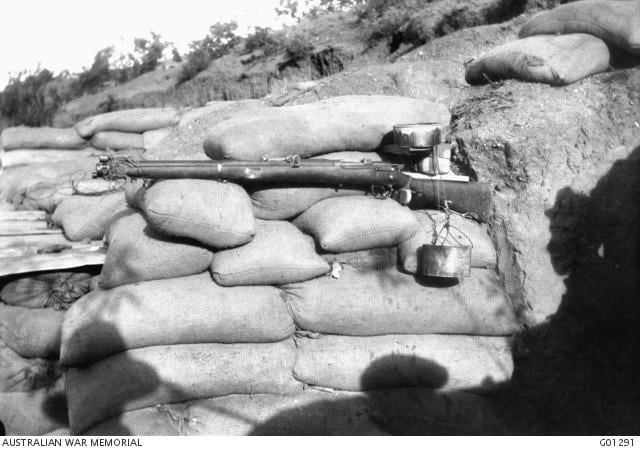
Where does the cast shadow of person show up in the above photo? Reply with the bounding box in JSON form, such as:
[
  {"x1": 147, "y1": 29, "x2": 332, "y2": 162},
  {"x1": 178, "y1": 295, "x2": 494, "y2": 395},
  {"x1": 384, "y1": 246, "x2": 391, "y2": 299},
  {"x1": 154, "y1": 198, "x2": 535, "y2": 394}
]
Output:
[
  {"x1": 502, "y1": 145, "x2": 640, "y2": 434},
  {"x1": 248, "y1": 353, "x2": 507, "y2": 435},
  {"x1": 42, "y1": 294, "x2": 186, "y2": 436}
]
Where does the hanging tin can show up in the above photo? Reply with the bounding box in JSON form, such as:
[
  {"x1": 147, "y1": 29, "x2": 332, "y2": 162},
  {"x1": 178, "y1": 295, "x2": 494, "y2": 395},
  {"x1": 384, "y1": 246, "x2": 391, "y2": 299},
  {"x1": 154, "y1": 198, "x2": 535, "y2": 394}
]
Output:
[
  {"x1": 418, "y1": 217, "x2": 473, "y2": 278},
  {"x1": 418, "y1": 243, "x2": 472, "y2": 278}
]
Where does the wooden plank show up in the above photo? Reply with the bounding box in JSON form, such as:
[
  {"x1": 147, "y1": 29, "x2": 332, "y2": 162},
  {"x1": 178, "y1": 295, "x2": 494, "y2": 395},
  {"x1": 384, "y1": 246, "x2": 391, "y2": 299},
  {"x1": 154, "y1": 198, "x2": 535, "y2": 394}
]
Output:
[
  {"x1": 0, "y1": 246, "x2": 106, "y2": 277},
  {"x1": 0, "y1": 218, "x2": 60, "y2": 236},
  {"x1": 1, "y1": 148, "x2": 101, "y2": 168},
  {"x1": 0, "y1": 233, "x2": 72, "y2": 249},
  {"x1": 0, "y1": 210, "x2": 48, "y2": 221},
  {"x1": 0, "y1": 224, "x2": 62, "y2": 236},
  {"x1": 0, "y1": 240, "x2": 103, "y2": 258},
  {"x1": 401, "y1": 171, "x2": 470, "y2": 183}
]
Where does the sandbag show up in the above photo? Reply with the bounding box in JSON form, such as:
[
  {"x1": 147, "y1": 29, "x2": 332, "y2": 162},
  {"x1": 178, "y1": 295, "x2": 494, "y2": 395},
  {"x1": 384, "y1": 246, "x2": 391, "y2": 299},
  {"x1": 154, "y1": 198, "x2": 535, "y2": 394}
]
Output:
[
  {"x1": 293, "y1": 197, "x2": 420, "y2": 252},
  {"x1": 368, "y1": 387, "x2": 508, "y2": 435},
  {"x1": 0, "y1": 386, "x2": 68, "y2": 436},
  {"x1": 99, "y1": 209, "x2": 213, "y2": 289},
  {"x1": 1, "y1": 127, "x2": 87, "y2": 150},
  {"x1": 210, "y1": 220, "x2": 330, "y2": 286},
  {"x1": 74, "y1": 107, "x2": 181, "y2": 138},
  {"x1": 293, "y1": 334, "x2": 513, "y2": 393},
  {"x1": 43, "y1": 428, "x2": 71, "y2": 436},
  {"x1": 0, "y1": 304, "x2": 64, "y2": 358},
  {"x1": 52, "y1": 192, "x2": 128, "y2": 241},
  {"x1": 89, "y1": 275, "x2": 101, "y2": 291},
  {"x1": 142, "y1": 127, "x2": 174, "y2": 153},
  {"x1": 1, "y1": 148, "x2": 100, "y2": 168},
  {"x1": 85, "y1": 391, "x2": 386, "y2": 436},
  {"x1": 11, "y1": 178, "x2": 122, "y2": 213},
  {"x1": 320, "y1": 247, "x2": 398, "y2": 271},
  {"x1": 0, "y1": 340, "x2": 61, "y2": 393},
  {"x1": 66, "y1": 340, "x2": 302, "y2": 434},
  {"x1": 0, "y1": 271, "x2": 92, "y2": 310},
  {"x1": 90, "y1": 131, "x2": 144, "y2": 150},
  {"x1": 251, "y1": 187, "x2": 367, "y2": 220},
  {"x1": 60, "y1": 273, "x2": 295, "y2": 366},
  {"x1": 283, "y1": 267, "x2": 519, "y2": 336},
  {"x1": 123, "y1": 177, "x2": 145, "y2": 208},
  {"x1": 250, "y1": 151, "x2": 379, "y2": 220},
  {"x1": 465, "y1": 34, "x2": 610, "y2": 86},
  {"x1": 146, "y1": 100, "x2": 265, "y2": 160},
  {"x1": 203, "y1": 95, "x2": 451, "y2": 160},
  {"x1": 139, "y1": 179, "x2": 255, "y2": 248},
  {"x1": 398, "y1": 210, "x2": 497, "y2": 273},
  {"x1": 519, "y1": 0, "x2": 640, "y2": 55},
  {"x1": 83, "y1": 408, "x2": 181, "y2": 436}
]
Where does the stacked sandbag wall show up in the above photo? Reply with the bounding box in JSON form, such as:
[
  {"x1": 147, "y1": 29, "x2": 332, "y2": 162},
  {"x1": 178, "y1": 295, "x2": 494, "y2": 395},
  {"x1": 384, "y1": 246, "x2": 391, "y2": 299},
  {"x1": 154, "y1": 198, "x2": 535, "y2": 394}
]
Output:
[
  {"x1": 60, "y1": 188, "x2": 518, "y2": 435},
  {"x1": 0, "y1": 269, "x2": 97, "y2": 436},
  {"x1": 60, "y1": 182, "x2": 310, "y2": 435},
  {"x1": 0, "y1": 102, "x2": 258, "y2": 210},
  {"x1": 0, "y1": 108, "x2": 181, "y2": 167},
  {"x1": 1, "y1": 95, "x2": 521, "y2": 435},
  {"x1": 0, "y1": 107, "x2": 181, "y2": 210},
  {"x1": 51, "y1": 95, "x2": 519, "y2": 436},
  {"x1": 0, "y1": 102, "x2": 265, "y2": 175}
]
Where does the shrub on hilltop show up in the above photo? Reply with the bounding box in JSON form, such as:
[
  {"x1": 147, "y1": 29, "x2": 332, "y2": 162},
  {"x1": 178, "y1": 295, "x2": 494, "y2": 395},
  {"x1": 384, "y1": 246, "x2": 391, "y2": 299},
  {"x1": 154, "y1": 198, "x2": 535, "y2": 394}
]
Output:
[
  {"x1": 177, "y1": 22, "x2": 242, "y2": 84},
  {"x1": 0, "y1": 32, "x2": 174, "y2": 126},
  {"x1": 0, "y1": 68, "x2": 71, "y2": 127}
]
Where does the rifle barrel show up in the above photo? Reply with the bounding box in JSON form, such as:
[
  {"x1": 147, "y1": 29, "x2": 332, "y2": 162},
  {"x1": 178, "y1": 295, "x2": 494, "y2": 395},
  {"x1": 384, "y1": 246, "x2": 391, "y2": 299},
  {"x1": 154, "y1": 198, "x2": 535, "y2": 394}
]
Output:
[{"x1": 112, "y1": 159, "x2": 407, "y2": 189}]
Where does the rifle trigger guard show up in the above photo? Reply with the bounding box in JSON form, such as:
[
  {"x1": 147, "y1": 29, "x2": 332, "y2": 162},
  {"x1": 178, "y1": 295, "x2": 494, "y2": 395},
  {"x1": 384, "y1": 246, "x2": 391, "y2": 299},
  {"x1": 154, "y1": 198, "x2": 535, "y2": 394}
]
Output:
[{"x1": 370, "y1": 185, "x2": 392, "y2": 200}]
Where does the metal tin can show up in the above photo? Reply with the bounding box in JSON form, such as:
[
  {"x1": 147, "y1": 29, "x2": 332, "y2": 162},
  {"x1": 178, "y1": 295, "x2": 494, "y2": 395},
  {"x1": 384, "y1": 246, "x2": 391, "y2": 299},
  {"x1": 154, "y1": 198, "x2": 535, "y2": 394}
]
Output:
[
  {"x1": 393, "y1": 123, "x2": 442, "y2": 149},
  {"x1": 418, "y1": 244, "x2": 472, "y2": 278}
]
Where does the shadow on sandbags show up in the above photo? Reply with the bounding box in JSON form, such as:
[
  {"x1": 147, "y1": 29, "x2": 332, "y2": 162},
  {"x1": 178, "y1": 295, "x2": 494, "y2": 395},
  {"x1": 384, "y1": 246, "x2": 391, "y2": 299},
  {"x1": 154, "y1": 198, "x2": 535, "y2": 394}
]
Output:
[
  {"x1": 61, "y1": 313, "x2": 185, "y2": 435},
  {"x1": 246, "y1": 354, "x2": 507, "y2": 435}
]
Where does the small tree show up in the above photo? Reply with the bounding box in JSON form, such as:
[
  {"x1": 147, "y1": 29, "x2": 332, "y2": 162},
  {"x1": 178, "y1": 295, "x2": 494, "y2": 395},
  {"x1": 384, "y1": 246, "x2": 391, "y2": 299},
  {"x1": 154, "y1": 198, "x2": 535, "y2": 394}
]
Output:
[
  {"x1": 0, "y1": 68, "x2": 61, "y2": 126},
  {"x1": 172, "y1": 48, "x2": 182, "y2": 63},
  {"x1": 73, "y1": 46, "x2": 115, "y2": 95},
  {"x1": 275, "y1": 0, "x2": 301, "y2": 18},
  {"x1": 354, "y1": 0, "x2": 427, "y2": 45},
  {"x1": 177, "y1": 21, "x2": 241, "y2": 84},
  {"x1": 284, "y1": 33, "x2": 315, "y2": 61},
  {"x1": 132, "y1": 32, "x2": 169, "y2": 75},
  {"x1": 275, "y1": 0, "x2": 364, "y2": 19},
  {"x1": 244, "y1": 27, "x2": 281, "y2": 56},
  {"x1": 195, "y1": 22, "x2": 241, "y2": 60}
]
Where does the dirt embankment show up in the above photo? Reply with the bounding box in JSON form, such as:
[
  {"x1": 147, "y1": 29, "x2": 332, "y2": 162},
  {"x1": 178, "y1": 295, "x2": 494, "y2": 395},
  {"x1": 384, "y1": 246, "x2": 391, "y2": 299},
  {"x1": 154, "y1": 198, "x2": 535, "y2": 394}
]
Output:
[
  {"x1": 450, "y1": 69, "x2": 640, "y2": 325},
  {"x1": 51, "y1": 0, "x2": 559, "y2": 127}
]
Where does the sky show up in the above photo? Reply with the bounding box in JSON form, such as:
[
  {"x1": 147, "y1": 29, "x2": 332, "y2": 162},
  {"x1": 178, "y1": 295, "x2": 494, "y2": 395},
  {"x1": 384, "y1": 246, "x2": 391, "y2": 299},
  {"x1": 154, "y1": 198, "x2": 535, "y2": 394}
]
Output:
[{"x1": 0, "y1": 0, "x2": 299, "y2": 89}]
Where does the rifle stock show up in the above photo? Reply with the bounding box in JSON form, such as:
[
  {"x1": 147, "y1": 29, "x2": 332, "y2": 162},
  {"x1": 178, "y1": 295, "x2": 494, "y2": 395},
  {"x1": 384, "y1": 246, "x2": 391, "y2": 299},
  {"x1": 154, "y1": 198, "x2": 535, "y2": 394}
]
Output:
[{"x1": 408, "y1": 177, "x2": 493, "y2": 223}]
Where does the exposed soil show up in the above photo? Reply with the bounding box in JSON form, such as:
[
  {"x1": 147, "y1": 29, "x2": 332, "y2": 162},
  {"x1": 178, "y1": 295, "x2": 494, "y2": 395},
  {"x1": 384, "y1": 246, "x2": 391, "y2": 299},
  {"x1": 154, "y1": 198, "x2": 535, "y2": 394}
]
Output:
[{"x1": 446, "y1": 54, "x2": 640, "y2": 435}]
